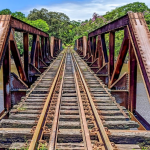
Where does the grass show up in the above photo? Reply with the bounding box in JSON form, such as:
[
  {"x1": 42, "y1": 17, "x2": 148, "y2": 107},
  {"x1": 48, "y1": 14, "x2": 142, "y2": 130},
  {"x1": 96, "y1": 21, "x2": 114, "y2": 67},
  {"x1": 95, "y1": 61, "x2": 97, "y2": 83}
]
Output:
[
  {"x1": 133, "y1": 148, "x2": 150, "y2": 150},
  {"x1": 19, "y1": 142, "x2": 48, "y2": 150},
  {"x1": 83, "y1": 68, "x2": 87, "y2": 71},
  {"x1": 38, "y1": 143, "x2": 48, "y2": 150},
  {"x1": 17, "y1": 106, "x2": 27, "y2": 111},
  {"x1": 59, "y1": 76, "x2": 62, "y2": 80},
  {"x1": 61, "y1": 50, "x2": 66, "y2": 54}
]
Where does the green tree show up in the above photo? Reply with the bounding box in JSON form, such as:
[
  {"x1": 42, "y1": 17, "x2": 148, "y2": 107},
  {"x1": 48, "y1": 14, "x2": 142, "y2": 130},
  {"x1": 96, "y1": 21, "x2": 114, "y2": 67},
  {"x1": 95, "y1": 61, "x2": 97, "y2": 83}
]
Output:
[
  {"x1": 0, "y1": 9, "x2": 50, "y2": 55},
  {"x1": 104, "y1": 2, "x2": 150, "y2": 21},
  {"x1": 0, "y1": 9, "x2": 11, "y2": 15},
  {"x1": 25, "y1": 19, "x2": 49, "y2": 33},
  {"x1": 73, "y1": 2, "x2": 150, "y2": 56},
  {"x1": 27, "y1": 8, "x2": 77, "y2": 44},
  {"x1": 12, "y1": 12, "x2": 25, "y2": 20},
  {"x1": 0, "y1": 1, "x2": 150, "y2": 49},
  {"x1": 144, "y1": 11, "x2": 150, "y2": 29}
]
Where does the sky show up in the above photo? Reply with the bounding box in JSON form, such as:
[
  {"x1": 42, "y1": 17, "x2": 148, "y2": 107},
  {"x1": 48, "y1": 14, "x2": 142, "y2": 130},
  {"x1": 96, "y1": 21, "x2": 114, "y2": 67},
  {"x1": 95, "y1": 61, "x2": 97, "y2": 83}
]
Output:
[{"x1": 0, "y1": 0, "x2": 150, "y2": 21}]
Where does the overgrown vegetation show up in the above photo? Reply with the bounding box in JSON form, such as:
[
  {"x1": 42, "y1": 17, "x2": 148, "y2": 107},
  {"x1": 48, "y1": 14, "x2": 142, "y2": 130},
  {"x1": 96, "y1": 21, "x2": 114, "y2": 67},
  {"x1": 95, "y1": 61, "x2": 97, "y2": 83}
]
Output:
[{"x1": 0, "y1": 2, "x2": 150, "y2": 56}]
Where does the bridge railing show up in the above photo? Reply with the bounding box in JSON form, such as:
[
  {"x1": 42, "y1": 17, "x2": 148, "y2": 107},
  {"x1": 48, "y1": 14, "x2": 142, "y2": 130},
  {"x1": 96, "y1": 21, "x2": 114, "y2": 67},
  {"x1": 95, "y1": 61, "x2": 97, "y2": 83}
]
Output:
[
  {"x1": 0, "y1": 15, "x2": 61, "y2": 111},
  {"x1": 75, "y1": 12, "x2": 150, "y2": 114}
]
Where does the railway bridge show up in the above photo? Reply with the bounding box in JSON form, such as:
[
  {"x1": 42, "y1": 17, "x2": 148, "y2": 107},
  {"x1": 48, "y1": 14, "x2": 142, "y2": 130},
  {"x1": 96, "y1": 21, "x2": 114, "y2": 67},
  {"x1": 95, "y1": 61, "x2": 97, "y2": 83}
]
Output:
[{"x1": 0, "y1": 13, "x2": 150, "y2": 149}]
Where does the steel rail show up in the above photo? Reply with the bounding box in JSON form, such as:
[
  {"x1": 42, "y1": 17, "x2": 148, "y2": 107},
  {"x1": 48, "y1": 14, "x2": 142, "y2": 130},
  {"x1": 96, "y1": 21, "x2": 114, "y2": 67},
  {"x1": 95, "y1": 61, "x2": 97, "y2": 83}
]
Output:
[
  {"x1": 28, "y1": 51, "x2": 66, "y2": 150},
  {"x1": 72, "y1": 52, "x2": 114, "y2": 150},
  {"x1": 71, "y1": 52, "x2": 93, "y2": 150},
  {"x1": 48, "y1": 52, "x2": 66, "y2": 150},
  {"x1": 36, "y1": 55, "x2": 65, "y2": 149},
  {"x1": 76, "y1": 52, "x2": 129, "y2": 120}
]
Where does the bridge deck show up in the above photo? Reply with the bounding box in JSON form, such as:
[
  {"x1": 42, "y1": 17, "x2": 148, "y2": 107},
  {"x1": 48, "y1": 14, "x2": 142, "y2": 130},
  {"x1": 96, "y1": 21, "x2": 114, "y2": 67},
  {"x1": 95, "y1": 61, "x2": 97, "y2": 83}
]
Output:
[{"x1": 0, "y1": 48, "x2": 149, "y2": 149}]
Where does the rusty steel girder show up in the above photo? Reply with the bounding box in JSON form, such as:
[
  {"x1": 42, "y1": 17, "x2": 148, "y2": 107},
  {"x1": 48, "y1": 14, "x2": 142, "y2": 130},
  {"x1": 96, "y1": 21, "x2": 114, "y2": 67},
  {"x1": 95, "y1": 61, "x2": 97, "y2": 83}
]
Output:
[
  {"x1": 88, "y1": 14, "x2": 129, "y2": 37},
  {"x1": 75, "y1": 12, "x2": 150, "y2": 115},
  {"x1": 0, "y1": 15, "x2": 61, "y2": 112},
  {"x1": 11, "y1": 16, "x2": 49, "y2": 37}
]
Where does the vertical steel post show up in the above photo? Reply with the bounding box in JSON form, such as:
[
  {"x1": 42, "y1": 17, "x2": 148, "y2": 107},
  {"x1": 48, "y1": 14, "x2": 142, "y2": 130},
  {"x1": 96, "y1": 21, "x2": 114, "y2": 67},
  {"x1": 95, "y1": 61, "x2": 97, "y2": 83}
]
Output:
[
  {"x1": 54, "y1": 40, "x2": 56, "y2": 52},
  {"x1": 101, "y1": 34, "x2": 108, "y2": 63},
  {"x1": 31, "y1": 35, "x2": 37, "y2": 64},
  {"x1": 3, "y1": 44, "x2": 11, "y2": 111},
  {"x1": 41, "y1": 36, "x2": 45, "y2": 59},
  {"x1": 93, "y1": 36, "x2": 96, "y2": 60},
  {"x1": 87, "y1": 38, "x2": 90, "y2": 58},
  {"x1": 82, "y1": 38, "x2": 83, "y2": 52},
  {"x1": 60, "y1": 40, "x2": 62, "y2": 50},
  {"x1": 57, "y1": 40, "x2": 59, "y2": 50},
  {"x1": 35, "y1": 41, "x2": 39, "y2": 69},
  {"x1": 81, "y1": 39, "x2": 82, "y2": 51},
  {"x1": 80, "y1": 39, "x2": 82, "y2": 51},
  {"x1": 77, "y1": 39, "x2": 78, "y2": 50},
  {"x1": 90, "y1": 37, "x2": 93, "y2": 56},
  {"x1": 78, "y1": 39, "x2": 80, "y2": 51},
  {"x1": 98, "y1": 35, "x2": 103, "y2": 68},
  {"x1": 50, "y1": 36, "x2": 54, "y2": 57},
  {"x1": 128, "y1": 41, "x2": 137, "y2": 112},
  {"x1": 83, "y1": 36, "x2": 87, "y2": 57},
  {"x1": 109, "y1": 31, "x2": 115, "y2": 79},
  {"x1": 57, "y1": 40, "x2": 59, "y2": 51},
  {"x1": 23, "y1": 33, "x2": 29, "y2": 81},
  {"x1": 59, "y1": 40, "x2": 60, "y2": 50},
  {"x1": 45, "y1": 37, "x2": 48, "y2": 57},
  {"x1": 54, "y1": 40, "x2": 56, "y2": 55}
]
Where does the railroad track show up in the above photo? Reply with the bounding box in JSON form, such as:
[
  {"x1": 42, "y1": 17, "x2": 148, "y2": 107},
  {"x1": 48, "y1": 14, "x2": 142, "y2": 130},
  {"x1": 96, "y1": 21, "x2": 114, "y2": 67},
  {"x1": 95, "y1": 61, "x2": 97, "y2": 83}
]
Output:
[{"x1": 0, "y1": 48, "x2": 150, "y2": 150}]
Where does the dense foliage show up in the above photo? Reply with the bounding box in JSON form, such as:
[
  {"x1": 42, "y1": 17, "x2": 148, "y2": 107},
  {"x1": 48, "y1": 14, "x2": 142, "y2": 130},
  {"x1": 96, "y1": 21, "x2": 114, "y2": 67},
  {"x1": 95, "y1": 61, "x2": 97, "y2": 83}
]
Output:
[
  {"x1": 104, "y1": 2, "x2": 150, "y2": 21},
  {"x1": 0, "y1": 2, "x2": 150, "y2": 56},
  {"x1": 0, "y1": 9, "x2": 50, "y2": 55},
  {"x1": 74, "y1": 2, "x2": 150, "y2": 58},
  {"x1": 27, "y1": 8, "x2": 80, "y2": 44}
]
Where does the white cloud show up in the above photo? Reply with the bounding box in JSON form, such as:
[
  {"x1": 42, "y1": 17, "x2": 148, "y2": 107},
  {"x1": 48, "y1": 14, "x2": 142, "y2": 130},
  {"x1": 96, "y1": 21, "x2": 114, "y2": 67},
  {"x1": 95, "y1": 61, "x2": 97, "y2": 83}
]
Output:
[{"x1": 22, "y1": 0, "x2": 150, "y2": 21}]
